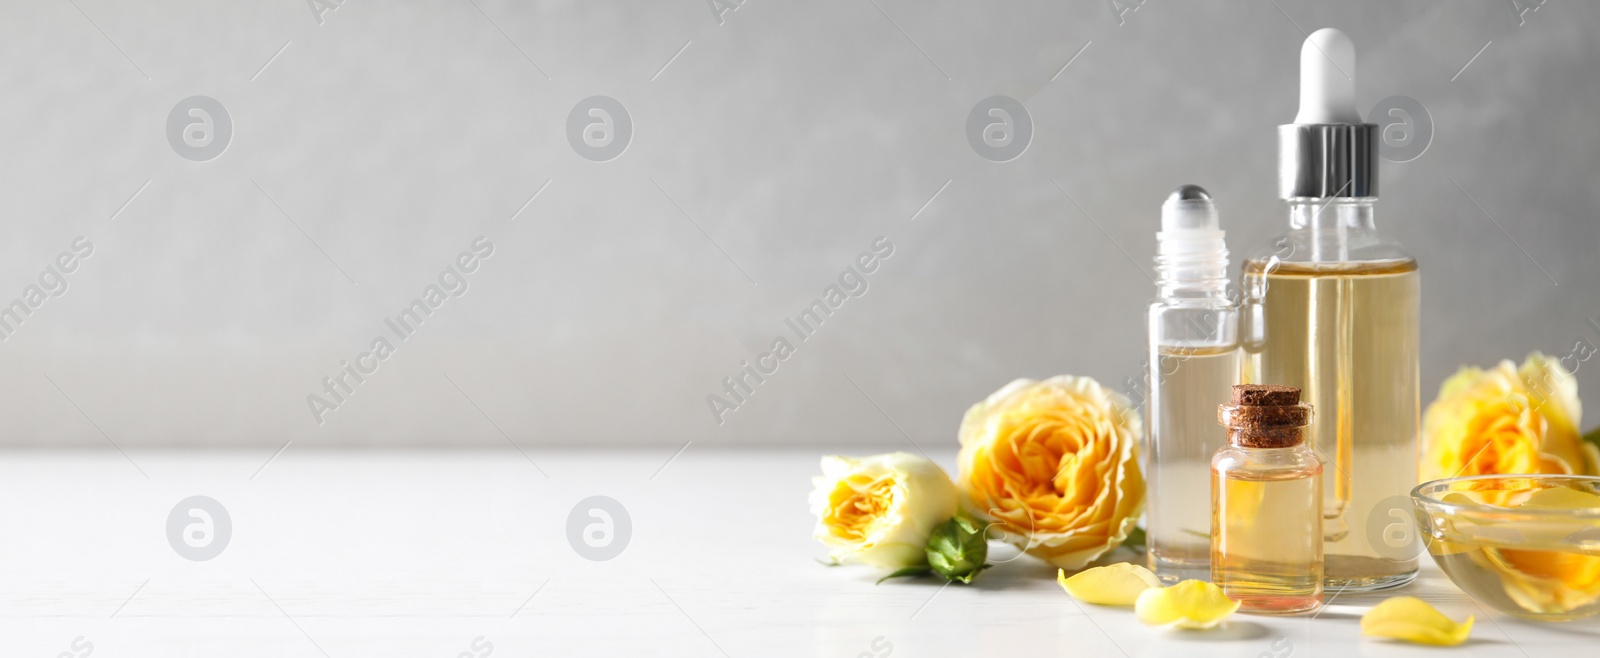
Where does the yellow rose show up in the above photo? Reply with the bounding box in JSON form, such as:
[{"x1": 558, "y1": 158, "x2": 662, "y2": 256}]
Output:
[
  {"x1": 1473, "y1": 488, "x2": 1600, "y2": 615},
  {"x1": 1421, "y1": 353, "x2": 1599, "y2": 483},
  {"x1": 1517, "y1": 353, "x2": 1597, "y2": 475},
  {"x1": 1487, "y1": 546, "x2": 1600, "y2": 615},
  {"x1": 809, "y1": 452, "x2": 959, "y2": 569},
  {"x1": 956, "y1": 375, "x2": 1144, "y2": 570}
]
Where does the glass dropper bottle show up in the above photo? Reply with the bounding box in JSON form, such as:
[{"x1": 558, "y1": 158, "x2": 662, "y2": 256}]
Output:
[{"x1": 1239, "y1": 27, "x2": 1419, "y2": 590}]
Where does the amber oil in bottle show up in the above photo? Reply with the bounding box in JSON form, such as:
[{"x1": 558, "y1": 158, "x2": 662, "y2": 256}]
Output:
[{"x1": 1212, "y1": 384, "x2": 1323, "y2": 614}]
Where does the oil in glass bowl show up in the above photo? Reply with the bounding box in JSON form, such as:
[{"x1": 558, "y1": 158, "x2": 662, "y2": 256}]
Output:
[{"x1": 1413, "y1": 475, "x2": 1600, "y2": 621}]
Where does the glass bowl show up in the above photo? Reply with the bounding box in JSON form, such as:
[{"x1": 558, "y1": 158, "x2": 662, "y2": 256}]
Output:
[{"x1": 1412, "y1": 475, "x2": 1600, "y2": 621}]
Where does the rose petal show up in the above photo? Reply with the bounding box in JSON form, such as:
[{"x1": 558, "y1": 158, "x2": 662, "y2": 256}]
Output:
[
  {"x1": 1361, "y1": 596, "x2": 1474, "y2": 646},
  {"x1": 1517, "y1": 486, "x2": 1600, "y2": 510},
  {"x1": 1057, "y1": 563, "x2": 1161, "y2": 606},
  {"x1": 1134, "y1": 580, "x2": 1239, "y2": 630}
]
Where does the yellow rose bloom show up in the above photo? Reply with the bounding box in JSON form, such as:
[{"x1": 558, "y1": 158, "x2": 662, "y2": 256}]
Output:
[
  {"x1": 810, "y1": 452, "x2": 959, "y2": 569},
  {"x1": 1488, "y1": 546, "x2": 1600, "y2": 614},
  {"x1": 1472, "y1": 487, "x2": 1600, "y2": 615},
  {"x1": 1517, "y1": 353, "x2": 1596, "y2": 476},
  {"x1": 1421, "y1": 353, "x2": 1599, "y2": 483},
  {"x1": 956, "y1": 375, "x2": 1144, "y2": 570}
]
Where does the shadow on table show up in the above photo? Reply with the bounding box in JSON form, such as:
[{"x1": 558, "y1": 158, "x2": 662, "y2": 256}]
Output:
[
  {"x1": 1165, "y1": 621, "x2": 1269, "y2": 641},
  {"x1": 1503, "y1": 616, "x2": 1600, "y2": 639}
]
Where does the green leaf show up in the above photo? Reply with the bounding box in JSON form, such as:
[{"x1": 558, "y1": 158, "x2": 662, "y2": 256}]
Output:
[
  {"x1": 1585, "y1": 426, "x2": 1600, "y2": 458},
  {"x1": 1122, "y1": 526, "x2": 1147, "y2": 549},
  {"x1": 876, "y1": 566, "x2": 933, "y2": 584}
]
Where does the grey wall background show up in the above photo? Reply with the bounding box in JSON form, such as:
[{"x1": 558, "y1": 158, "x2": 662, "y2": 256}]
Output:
[{"x1": 0, "y1": 0, "x2": 1595, "y2": 447}]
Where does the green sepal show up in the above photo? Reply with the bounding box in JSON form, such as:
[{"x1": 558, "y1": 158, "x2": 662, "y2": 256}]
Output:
[
  {"x1": 944, "y1": 562, "x2": 992, "y2": 585},
  {"x1": 925, "y1": 515, "x2": 990, "y2": 584}
]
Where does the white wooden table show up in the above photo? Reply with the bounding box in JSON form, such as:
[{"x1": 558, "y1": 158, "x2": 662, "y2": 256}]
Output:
[{"x1": 1, "y1": 449, "x2": 1594, "y2": 657}]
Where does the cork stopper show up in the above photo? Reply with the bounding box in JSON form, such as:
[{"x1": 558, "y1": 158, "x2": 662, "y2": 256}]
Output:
[
  {"x1": 1230, "y1": 385, "x2": 1299, "y2": 406},
  {"x1": 1218, "y1": 384, "x2": 1313, "y2": 448}
]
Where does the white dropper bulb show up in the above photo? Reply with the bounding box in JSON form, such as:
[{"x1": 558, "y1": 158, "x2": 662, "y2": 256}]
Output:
[{"x1": 1293, "y1": 28, "x2": 1360, "y2": 124}]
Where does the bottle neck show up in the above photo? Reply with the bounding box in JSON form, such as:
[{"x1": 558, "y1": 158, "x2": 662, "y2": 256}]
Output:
[
  {"x1": 1156, "y1": 274, "x2": 1229, "y2": 300},
  {"x1": 1287, "y1": 197, "x2": 1376, "y2": 229},
  {"x1": 1286, "y1": 197, "x2": 1376, "y2": 263},
  {"x1": 1155, "y1": 242, "x2": 1230, "y2": 300}
]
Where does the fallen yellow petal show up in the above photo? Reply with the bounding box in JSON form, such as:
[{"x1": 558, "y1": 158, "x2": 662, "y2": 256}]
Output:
[
  {"x1": 1134, "y1": 580, "x2": 1239, "y2": 629},
  {"x1": 1361, "y1": 596, "x2": 1474, "y2": 646},
  {"x1": 1517, "y1": 486, "x2": 1600, "y2": 510},
  {"x1": 1058, "y1": 563, "x2": 1161, "y2": 605}
]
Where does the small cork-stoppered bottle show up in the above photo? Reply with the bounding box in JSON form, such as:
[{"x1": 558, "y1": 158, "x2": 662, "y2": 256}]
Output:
[{"x1": 1211, "y1": 385, "x2": 1323, "y2": 614}]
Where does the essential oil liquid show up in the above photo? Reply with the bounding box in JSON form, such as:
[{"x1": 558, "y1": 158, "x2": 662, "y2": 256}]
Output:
[
  {"x1": 1212, "y1": 467, "x2": 1324, "y2": 613},
  {"x1": 1148, "y1": 345, "x2": 1240, "y2": 584},
  {"x1": 1243, "y1": 258, "x2": 1419, "y2": 590},
  {"x1": 1430, "y1": 542, "x2": 1600, "y2": 620}
]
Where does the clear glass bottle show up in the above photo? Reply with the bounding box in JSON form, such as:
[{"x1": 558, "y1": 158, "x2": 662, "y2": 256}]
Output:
[
  {"x1": 1146, "y1": 185, "x2": 1240, "y2": 585},
  {"x1": 1240, "y1": 28, "x2": 1419, "y2": 590},
  {"x1": 1212, "y1": 385, "x2": 1323, "y2": 614}
]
